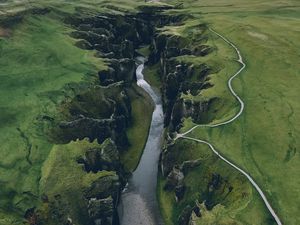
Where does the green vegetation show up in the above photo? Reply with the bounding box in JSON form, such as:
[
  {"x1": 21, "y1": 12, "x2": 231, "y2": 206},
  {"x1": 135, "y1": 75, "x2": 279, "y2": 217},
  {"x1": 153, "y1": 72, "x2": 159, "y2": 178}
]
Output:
[
  {"x1": 163, "y1": 0, "x2": 300, "y2": 224},
  {"x1": 0, "y1": 0, "x2": 156, "y2": 223},
  {"x1": 136, "y1": 45, "x2": 151, "y2": 58},
  {"x1": 144, "y1": 63, "x2": 162, "y2": 90},
  {"x1": 158, "y1": 139, "x2": 274, "y2": 225},
  {"x1": 0, "y1": 12, "x2": 103, "y2": 222},
  {"x1": 39, "y1": 139, "x2": 116, "y2": 225},
  {"x1": 121, "y1": 85, "x2": 154, "y2": 172},
  {"x1": 155, "y1": 17, "x2": 242, "y2": 124},
  {"x1": 0, "y1": 0, "x2": 172, "y2": 18},
  {"x1": 1, "y1": 0, "x2": 299, "y2": 224}
]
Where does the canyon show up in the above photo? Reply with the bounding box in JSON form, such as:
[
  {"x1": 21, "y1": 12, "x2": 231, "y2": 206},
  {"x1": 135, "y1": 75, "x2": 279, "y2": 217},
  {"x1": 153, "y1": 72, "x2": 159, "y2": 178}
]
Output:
[{"x1": 1, "y1": 1, "x2": 298, "y2": 225}]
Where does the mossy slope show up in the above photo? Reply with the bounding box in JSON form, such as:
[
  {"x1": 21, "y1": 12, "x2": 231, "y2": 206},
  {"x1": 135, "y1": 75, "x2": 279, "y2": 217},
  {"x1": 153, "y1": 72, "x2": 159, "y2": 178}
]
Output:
[{"x1": 0, "y1": 1, "x2": 156, "y2": 223}]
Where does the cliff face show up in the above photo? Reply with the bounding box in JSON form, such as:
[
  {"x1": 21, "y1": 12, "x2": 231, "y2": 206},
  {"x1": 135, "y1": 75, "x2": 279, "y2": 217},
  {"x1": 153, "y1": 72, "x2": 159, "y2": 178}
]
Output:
[
  {"x1": 145, "y1": 13, "x2": 262, "y2": 225},
  {"x1": 24, "y1": 5, "x2": 187, "y2": 225},
  {"x1": 147, "y1": 24, "x2": 217, "y2": 132},
  {"x1": 54, "y1": 8, "x2": 220, "y2": 225},
  {"x1": 59, "y1": 7, "x2": 219, "y2": 169},
  {"x1": 1, "y1": 3, "x2": 251, "y2": 225}
]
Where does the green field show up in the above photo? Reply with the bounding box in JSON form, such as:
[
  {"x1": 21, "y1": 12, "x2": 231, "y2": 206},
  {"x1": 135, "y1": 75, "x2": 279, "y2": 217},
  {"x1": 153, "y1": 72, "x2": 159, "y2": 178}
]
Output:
[
  {"x1": 1, "y1": 0, "x2": 299, "y2": 224},
  {"x1": 0, "y1": 12, "x2": 103, "y2": 221},
  {"x1": 163, "y1": 0, "x2": 300, "y2": 224},
  {"x1": 158, "y1": 139, "x2": 275, "y2": 225},
  {"x1": 0, "y1": 0, "x2": 154, "y2": 223}
]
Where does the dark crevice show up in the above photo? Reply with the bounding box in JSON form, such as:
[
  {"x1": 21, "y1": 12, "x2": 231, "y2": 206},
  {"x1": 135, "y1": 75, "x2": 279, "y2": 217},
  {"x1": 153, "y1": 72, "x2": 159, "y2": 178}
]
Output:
[
  {"x1": 17, "y1": 127, "x2": 32, "y2": 165},
  {"x1": 24, "y1": 4, "x2": 217, "y2": 225}
]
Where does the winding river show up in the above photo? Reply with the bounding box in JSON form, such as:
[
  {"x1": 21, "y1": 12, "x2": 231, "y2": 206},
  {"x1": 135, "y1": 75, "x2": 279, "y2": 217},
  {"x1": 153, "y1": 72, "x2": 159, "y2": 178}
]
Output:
[
  {"x1": 119, "y1": 28, "x2": 282, "y2": 225},
  {"x1": 118, "y1": 57, "x2": 164, "y2": 225}
]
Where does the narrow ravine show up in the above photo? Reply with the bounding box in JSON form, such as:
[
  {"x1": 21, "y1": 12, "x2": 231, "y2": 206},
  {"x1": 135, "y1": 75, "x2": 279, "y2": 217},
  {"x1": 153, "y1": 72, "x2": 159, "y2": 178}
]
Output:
[
  {"x1": 118, "y1": 57, "x2": 164, "y2": 225},
  {"x1": 176, "y1": 28, "x2": 282, "y2": 225}
]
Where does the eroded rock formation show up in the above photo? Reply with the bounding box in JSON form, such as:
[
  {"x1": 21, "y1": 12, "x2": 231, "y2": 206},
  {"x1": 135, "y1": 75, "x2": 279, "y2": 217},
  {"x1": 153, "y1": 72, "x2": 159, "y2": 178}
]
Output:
[{"x1": 33, "y1": 5, "x2": 190, "y2": 225}]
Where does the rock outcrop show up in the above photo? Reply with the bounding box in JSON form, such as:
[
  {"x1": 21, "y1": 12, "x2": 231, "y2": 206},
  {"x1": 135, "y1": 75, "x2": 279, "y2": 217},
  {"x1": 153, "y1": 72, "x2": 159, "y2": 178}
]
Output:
[
  {"x1": 43, "y1": 6, "x2": 187, "y2": 225},
  {"x1": 88, "y1": 197, "x2": 114, "y2": 225},
  {"x1": 146, "y1": 28, "x2": 218, "y2": 133},
  {"x1": 77, "y1": 139, "x2": 120, "y2": 173}
]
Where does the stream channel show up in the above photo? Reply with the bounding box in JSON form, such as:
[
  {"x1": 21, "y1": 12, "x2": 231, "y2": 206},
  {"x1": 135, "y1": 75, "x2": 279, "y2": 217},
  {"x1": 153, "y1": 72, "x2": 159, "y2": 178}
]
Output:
[{"x1": 118, "y1": 57, "x2": 164, "y2": 225}]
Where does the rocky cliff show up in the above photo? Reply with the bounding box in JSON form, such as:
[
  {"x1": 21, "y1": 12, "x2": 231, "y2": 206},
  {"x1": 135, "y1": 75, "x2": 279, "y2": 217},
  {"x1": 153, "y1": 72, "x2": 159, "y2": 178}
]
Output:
[{"x1": 23, "y1": 4, "x2": 190, "y2": 225}]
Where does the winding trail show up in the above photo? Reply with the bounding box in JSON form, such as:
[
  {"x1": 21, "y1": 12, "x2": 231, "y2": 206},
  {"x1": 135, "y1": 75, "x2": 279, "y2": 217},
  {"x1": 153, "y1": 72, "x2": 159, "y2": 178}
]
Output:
[{"x1": 175, "y1": 28, "x2": 283, "y2": 225}]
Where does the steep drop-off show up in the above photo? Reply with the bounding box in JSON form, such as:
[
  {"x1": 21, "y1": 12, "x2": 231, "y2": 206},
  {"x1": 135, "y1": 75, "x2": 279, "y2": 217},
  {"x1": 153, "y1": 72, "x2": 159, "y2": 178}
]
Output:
[
  {"x1": 0, "y1": 3, "x2": 186, "y2": 225},
  {"x1": 0, "y1": 2, "x2": 276, "y2": 225}
]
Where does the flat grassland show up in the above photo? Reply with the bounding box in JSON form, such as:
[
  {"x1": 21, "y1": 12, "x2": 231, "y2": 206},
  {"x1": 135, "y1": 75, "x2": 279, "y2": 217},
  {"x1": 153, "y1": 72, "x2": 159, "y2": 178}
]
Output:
[{"x1": 166, "y1": 0, "x2": 300, "y2": 224}]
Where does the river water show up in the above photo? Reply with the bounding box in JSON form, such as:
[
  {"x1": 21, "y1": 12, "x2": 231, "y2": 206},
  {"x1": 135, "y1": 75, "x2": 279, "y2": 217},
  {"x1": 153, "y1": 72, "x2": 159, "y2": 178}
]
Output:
[{"x1": 118, "y1": 57, "x2": 164, "y2": 225}]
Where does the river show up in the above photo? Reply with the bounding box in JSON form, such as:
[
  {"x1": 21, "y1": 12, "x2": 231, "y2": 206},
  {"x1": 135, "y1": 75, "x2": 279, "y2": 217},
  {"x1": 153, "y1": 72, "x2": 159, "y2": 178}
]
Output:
[{"x1": 118, "y1": 57, "x2": 164, "y2": 225}]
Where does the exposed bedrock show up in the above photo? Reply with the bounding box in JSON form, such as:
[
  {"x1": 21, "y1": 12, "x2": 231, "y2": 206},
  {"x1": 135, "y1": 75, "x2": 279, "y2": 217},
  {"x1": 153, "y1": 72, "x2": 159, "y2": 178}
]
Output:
[
  {"x1": 146, "y1": 30, "x2": 217, "y2": 132},
  {"x1": 66, "y1": 8, "x2": 187, "y2": 86},
  {"x1": 98, "y1": 58, "x2": 136, "y2": 86},
  {"x1": 33, "y1": 173, "x2": 121, "y2": 225},
  {"x1": 160, "y1": 140, "x2": 249, "y2": 225},
  {"x1": 88, "y1": 197, "x2": 114, "y2": 225},
  {"x1": 53, "y1": 8, "x2": 190, "y2": 150},
  {"x1": 67, "y1": 11, "x2": 184, "y2": 57},
  {"x1": 37, "y1": 7, "x2": 189, "y2": 225},
  {"x1": 34, "y1": 5, "x2": 218, "y2": 225},
  {"x1": 82, "y1": 174, "x2": 121, "y2": 225},
  {"x1": 160, "y1": 141, "x2": 203, "y2": 204},
  {"x1": 52, "y1": 84, "x2": 131, "y2": 149},
  {"x1": 77, "y1": 139, "x2": 121, "y2": 173}
]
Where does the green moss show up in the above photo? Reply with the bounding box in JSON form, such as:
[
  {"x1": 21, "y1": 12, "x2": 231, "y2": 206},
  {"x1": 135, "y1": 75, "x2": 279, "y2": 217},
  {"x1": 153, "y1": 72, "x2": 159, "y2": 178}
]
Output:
[
  {"x1": 144, "y1": 63, "x2": 162, "y2": 90},
  {"x1": 0, "y1": 10, "x2": 106, "y2": 220},
  {"x1": 136, "y1": 45, "x2": 151, "y2": 58},
  {"x1": 121, "y1": 85, "x2": 154, "y2": 172},
  {"x1": 190, "y1": 203, "x2": 243, "y2": 225},
  {"x1": 164, "y1": 0, "x2": 300, "y2": 224},
  {"x1": 0, "y1": 0, "x2": 169, "y2": 223},
  {"x1": 156, "y1": 17, "x2": 243, "y2": 124},
  {"x1": 158, "y1": 139, "x2": 274, "y2": 225},
  {"x1": 39, "y1": 138, "x2": 116, "y2": 225},
  {"x1": 41, "y1": 139, "x2": 103, "y2": 194}
]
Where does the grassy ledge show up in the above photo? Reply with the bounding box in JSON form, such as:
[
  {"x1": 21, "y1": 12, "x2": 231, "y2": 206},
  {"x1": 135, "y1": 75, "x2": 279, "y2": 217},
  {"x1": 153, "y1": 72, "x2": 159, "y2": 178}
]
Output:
[
  {"x1": 121, "y1": 84, "x2": 154, "y2": 172},
  {"x1": 0, "y1": 1, "x2": 159, "y2": 223},
  {"x1": 161, "y1": 0, "x2": 300, "y2": 224}
]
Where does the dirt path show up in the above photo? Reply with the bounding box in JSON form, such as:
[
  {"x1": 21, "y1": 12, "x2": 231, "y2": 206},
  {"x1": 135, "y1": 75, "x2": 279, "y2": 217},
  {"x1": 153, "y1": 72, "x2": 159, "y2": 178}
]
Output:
[{"x1": 175, "y1": 28, "x2": 283, "y2": 225}]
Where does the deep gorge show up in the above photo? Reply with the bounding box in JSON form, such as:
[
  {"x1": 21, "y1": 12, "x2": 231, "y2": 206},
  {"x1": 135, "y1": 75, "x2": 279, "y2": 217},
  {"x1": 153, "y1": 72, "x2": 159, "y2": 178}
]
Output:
[
  {"x1": 1, "y1": 0, "x2": 297, "y2": 225},
  {"x1": 0, "y1": 3, "x2": 272, "y2": 225},
  {"x1": 40, "y1": 5, "x2": 222, "y2": 225}
]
